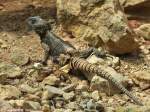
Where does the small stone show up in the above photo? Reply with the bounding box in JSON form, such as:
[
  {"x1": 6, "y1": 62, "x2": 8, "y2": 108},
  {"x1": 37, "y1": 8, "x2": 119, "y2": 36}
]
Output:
[
  {"x1": 45, "y1": 85, "x2": 64, "y2": 96},
  {"x1": 25, "y1": 94, "x2": 40, "y2": 102},
  {"x1": 0, "y1": 63, "x2": 22, "y2": 78},
  {"x1": 80, "y1": 99, "x2": 104, "y2": 112},
  {"x1": 91, "y1": 91, "x2": 100, "y2": 101},
  {"x1": 63, "y1": 91, "x2": 75, "y2": 101},
  {"x1": 82, "y1": 92, "x2": 91, "y2": 98},
  {"x1": 20, "y1": 84, "x2": 38, "y2": 94},
  {"x1": 0, "y1": 85, "x2": 21, "y2": 100},
  {"x1": 66, "y1": 102, "x2": 79, "y2": 110},
  {"x1": 0, "y1": 39, "x2": 7, "y2": 49},
  {"x1": 0, "y1": 73, "x2": 7, "y2": 83},
  {"x1": 135, "y1": 24, "x2": 150, "y2": 40},
  {"x1": 0, "y1": 100, "x2": 13, "y2": 111},
  {"x1": 115, "y1": 105, "x2": 150, "y2": 112},
  {"x1": 23, "y1": 101, "x2": 41, "y2": 110},
  {"x1": 143, "y1": 49, "x2": 149, "y2": 55},
  {"x1": 76, "y1": 80, "x2": 89, "y2": 91},
  {"x1": 86, "y1": 99, "x2": 95, "y2": 110},
  {"x1": 132, "y1": 71, "x2": 150, "y2": 90},
  {"x1": 0, "y1": 5, "x2": 4, "y2": 10},
  {"x1": 42, "y1": 75, "x2": 60, "y2": 86},
  {"x1": 62, "y1": 84, "x2": 75, "y2": 92},
  {"x1": 42, "y1": 90, "x2": 53, "y2": 100},
  {"x1": 10, "y1": 48, "x2": 29, "y2": 66},
  {"x1": 9, "y1": 100, "x2": 25, "y2": 107},
  {"x1": 42, "y1": 104, "x2": 51, "y2": 112}
]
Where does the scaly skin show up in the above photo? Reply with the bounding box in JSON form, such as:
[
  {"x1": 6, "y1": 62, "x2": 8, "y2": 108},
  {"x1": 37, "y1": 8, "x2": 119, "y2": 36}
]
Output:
[
  {"x1": 27, "y1": 16, "x2": 143, "y2": 106},
  {"x1": 69, "y1": 57, "x2": 143, "y2": 106},
  {"x1": 27, "y1": 16, "x2": 75, "y2": 64}
]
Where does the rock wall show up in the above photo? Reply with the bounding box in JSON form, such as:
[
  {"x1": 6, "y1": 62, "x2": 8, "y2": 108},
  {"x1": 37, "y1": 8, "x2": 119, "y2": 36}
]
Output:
[{"x1": 57, "y1": 0, "x2": 139, "y2": 54}]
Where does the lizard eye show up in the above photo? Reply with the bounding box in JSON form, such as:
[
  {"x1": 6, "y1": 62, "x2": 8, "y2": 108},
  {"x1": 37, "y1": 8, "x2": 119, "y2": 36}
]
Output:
[{"x1": 30, "y1": 19, "x2": 37, "y2": 25}]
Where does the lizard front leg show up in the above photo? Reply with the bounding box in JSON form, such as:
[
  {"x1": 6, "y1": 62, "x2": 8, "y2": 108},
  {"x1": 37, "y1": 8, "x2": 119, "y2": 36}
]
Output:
[
  {"x1": 41, "y1": 43, "x2": 50, "y2": 65},
  {"x1": 79, "y1": 47, "x2": 106, "y2": 59}
]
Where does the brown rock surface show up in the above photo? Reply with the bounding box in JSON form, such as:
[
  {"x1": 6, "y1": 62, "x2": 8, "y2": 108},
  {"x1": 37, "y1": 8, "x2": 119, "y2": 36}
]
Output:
[{"x1": 57, "y1": 0, "x2": 139, "y2": 54}]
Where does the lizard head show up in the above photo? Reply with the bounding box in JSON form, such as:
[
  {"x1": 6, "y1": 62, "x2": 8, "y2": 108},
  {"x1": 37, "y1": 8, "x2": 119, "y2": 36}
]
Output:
[{"x1": 27, "y1": 16, "x2": 51, "y2": 36}]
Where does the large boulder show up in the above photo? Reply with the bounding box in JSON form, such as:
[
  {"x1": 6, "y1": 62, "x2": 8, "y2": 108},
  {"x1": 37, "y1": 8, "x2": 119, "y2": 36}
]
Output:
[{"x1": 57, "y1": 0, "x2": 139, "y2": 54}]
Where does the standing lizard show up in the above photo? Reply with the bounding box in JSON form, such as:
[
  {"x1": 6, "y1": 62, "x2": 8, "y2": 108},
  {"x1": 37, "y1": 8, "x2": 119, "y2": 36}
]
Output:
[{"x1": 27, "y1": 16, "x2": 143, "y2": 106}]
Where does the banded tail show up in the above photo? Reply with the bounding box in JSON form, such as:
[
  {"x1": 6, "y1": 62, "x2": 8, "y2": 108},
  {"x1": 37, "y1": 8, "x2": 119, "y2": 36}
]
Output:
[{"x1": 70, "y1": 57, "x2": 143, "y2": 106}]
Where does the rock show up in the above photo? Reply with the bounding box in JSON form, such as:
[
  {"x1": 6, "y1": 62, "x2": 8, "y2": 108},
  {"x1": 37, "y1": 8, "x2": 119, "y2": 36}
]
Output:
[
  {"x1": 0, "y1": 62, "x2": 22, "y2": 78},
  {"x1": 57, "y1": 0, "x2": 139, "y2": 54},
  {"x1": 128, "y1": 20, "x2": 141, "y2": 29},
  {"x1": 0, "y1": 5, "x2": 4, "y2": 10},
  {"x1": 0, "y1": 100, "x2": 13, "y2": 111},
  {"x1": 81, "y1": 92, "x2": 91, "y2": 98},
  {"x1": 63, "y1": 91, "x2": 75, "y2": 101},
  {"x1": 10, "y1": 47, "x2": 29, "y2": 66},
  {"x1": 76, "y1": 80, "x2": 89, "y2": 91},
  {"x1": 20, "y1": 84, "x2": 38, "y2": 94},
  {"x1": 80, "y1": 99, "x2": 104, "y2": 112},
  {"x1": 42, "y1": 90, "x2": 53, "y2": 100},
  {"x1": 25, "y1": 94, "x2": 41, "y2": 102},
  {"x1": 105, "y1": 107, "x2": 115, "y2": 112},
  {"x1": 115, "y1": 105, "x2": 150, "y2": 112},
  {"x1": 9, "y1": 100, "x2": 25, "y2": 108},
  {"x1": 87, "y1": 54, "x2": 120, "y2": 68},
  {"x1": 135, "y1": 24, "x2": 150, "y2": 40},
  {"x1": 139, "y1": 45, "x2": 150, "y2": 55},
  {"x1": 61, "y1": 84, "x2": 75, "y2": 92},
  {"x1": 42, "y1": 75, "x2": 60, "y2": 86},
  {"x1": 0, "y1": 85, "x2": 21, "y2": 100},
  {"x1": 42, "y1": 104, "x2": 51, "y2": 112},
  {"x1": 0, "y1": 39, "x2": 8, "y2": 49},
  {"x1": 23, "y1": 101, "x2": 41, "y2": 110},
  {"x1": 66, "y1": 102, "x2": 79, "y2": 110},
  {"x1": 54, "y1": 109, "x2": 73, "y2": 112},
  {"x1": 91, "y1": 91, "x2": 100, "y2": 101},
  {"x1": 44, "y1": 85, "x2": 64, "y2": 97},
  {"x1": 0, "y1": 73, "x2": 7, "y2": 84},
  {"x1": 132, "y1": 71, "x2": 150, "y2": 90}
]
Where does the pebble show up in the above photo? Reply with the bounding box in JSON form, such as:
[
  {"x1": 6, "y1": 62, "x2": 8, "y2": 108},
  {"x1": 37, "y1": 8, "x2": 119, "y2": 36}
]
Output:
[
  {"x1": 0, "y1": 63, "x2": 22, "y2": 78},
  {"x1": 23, "y1": 101, "x2": 41, "y2": 110},
  {"x1": 63, "y1": 91, "x2": 75, "y2": 101},
  {"x1": 132, "y1": 71, "x2": 150, "y2": 90},
  {"x1": 9, "y1": 100, "x2": 25, "y2": 107},
  {"x1": 20, "y1": 84, "x2": 38, "y2": 94},
  {"x1": 44, "y1": 85, "x2": 64, "y2": 96},
  {"x1": 0, "y1": 85, "x2": 21, "y2": 100},
  {"x1": 10, "y1": 48, "x2": 29, "y2": 66},
  {"x1": 76, "y1": 80, "x2": 89, "y2": 91},
  {"x1": 42, "y1": 75, "x2": 60, "y2": 86},
  {"x1": 66, "y1": 102, "x2": 79, "y2": 110},
  {"x1": 91, "y1": 91, "x2": 100, "y2": 101}
]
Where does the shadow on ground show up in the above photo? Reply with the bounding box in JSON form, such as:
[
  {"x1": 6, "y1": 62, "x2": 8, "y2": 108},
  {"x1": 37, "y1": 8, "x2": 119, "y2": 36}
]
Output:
[{"x1": 0, "y1": 5, "x2": 56, "y2": 33}]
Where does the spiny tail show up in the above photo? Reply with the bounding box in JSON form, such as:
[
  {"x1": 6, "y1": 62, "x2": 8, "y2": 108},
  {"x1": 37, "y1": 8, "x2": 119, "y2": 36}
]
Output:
[{"x1": 70, "y1": 57, "x2": 143, "y2": 106}]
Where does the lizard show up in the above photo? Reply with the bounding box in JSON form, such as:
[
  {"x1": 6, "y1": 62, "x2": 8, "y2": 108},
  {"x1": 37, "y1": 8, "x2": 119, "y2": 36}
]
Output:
[{"x1": 27, "y1": 16, "x2": 143, "y2": 106}]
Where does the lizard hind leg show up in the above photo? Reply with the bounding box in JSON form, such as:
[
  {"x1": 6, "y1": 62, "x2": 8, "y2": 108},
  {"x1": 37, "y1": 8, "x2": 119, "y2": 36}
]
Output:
[{"x1": 79, "y1": 47, "x2": 107, "y2": 59}]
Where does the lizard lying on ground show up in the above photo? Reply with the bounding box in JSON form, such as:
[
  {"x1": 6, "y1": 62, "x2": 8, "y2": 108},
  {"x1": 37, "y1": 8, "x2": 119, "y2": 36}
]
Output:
[{"x1": 27, "y1": 16, "x2": 143, "y2": 106}]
